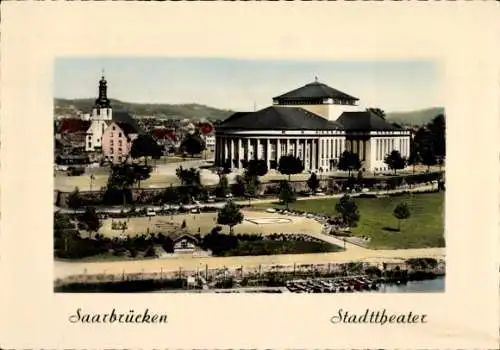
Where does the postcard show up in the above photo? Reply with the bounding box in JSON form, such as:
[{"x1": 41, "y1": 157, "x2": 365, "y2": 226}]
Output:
[{"x1": 1, "y1": 2, "x2": 499, "y2": 349}]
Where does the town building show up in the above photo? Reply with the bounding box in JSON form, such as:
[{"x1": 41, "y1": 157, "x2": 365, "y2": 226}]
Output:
[
  {"x1": 101, "y1": 121, "x2": 140, "y2": 164},
  {"x1": 84, "y1": 74, "x2": 143, "y2": 163},
  {"x1": 203, "y1": 134, "x2": 216, "y2": 152},
  {"x1": 215, "y1": 79, "x2": 411, "y2": 173},
  {"x1": 171, "y1": 234, "x2": 199, "y2": 253}
]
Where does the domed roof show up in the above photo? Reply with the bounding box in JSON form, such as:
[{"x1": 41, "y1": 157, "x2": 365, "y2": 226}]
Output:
[{"x1": 273, "y1": 80, "x2": 358, "y2": 102}]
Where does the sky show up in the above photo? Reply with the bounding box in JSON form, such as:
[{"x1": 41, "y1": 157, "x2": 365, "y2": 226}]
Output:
[{"x1": 54, "y1": 57, "x2": 442, "y2": 113}]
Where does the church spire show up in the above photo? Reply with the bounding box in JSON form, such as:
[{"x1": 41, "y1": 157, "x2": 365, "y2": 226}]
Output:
[{"x1": 94, "y1": 71, "x2": 111, "y2": 109}]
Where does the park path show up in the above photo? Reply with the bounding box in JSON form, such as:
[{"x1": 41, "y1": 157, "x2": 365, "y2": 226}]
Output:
[{"x1": 234, "y1": 183, "x2": 437, "y2": 206}]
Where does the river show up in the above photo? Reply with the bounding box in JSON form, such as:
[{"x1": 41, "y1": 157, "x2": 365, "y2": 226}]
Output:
[{"x1": 376, "y1": 277, "x2": 445, "y2": 293}]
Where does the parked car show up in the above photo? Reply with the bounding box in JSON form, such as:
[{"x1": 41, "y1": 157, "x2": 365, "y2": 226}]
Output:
[
  {"x1": 66, "y1": 166, "x2": 85, "y2": 176},
  {"x1": 146, "y1": 208, "x2": 156, "y2": 216}
]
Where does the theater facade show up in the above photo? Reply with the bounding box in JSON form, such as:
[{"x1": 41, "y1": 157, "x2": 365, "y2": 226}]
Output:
[{"x1": 215, "y1": 80, "x2": 411, "y2": 173}]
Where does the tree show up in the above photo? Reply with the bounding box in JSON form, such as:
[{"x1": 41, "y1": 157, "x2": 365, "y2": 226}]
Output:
[
  {"x1": 175, "y1": 166, "x2": 203, "y2": 201},
  {"x1": 407, "y1": 150, "x2": 422, "y2": 174},
  {"x1": 242, "y1": 171, "x2": 260, "y2": 205},
  {"x1": 66, "y1": 187, "x2": 83, "y2": 211},
  {"x1": 384, "y1": 150, "x2": 406, "y2": 175},
  {"x1": 215, "y1": 174, "x2": 229, "y2": 198},
  {"x1": 278, "y1": 155, "x2": 304, "y2": 181},
  {"x1": 278, "y1": 180, "x2": 296, "y2": 209},
  {"x1": 335, "y1": 194, "x2": 360, "y2": 228},
  {"x1": 427, "y1": 114, "x2": 445, "y2": 158},
  {"x1": 132, "y1": 164, "x2": 153, "y2": 188},
  {"x1": 106, "y1": 164, "x2": 137, "y2": 205},
  {"x1": 130, "y1": 134, "x2": 162, "y2": 165},
  {"x1": 367, "y1": 108, "x2": 386, "y2": 119},
  {"x1": 217, "y1": 201, "x2": 244, "y2": 234},
  {"x1": 176, "y1": 166, "x2": 201, "y2": 187},
  {"x1": 246, "y1": 159, "x2": 268, "y2": 177},
  {"x1": 337, "y1": 151, "x2": 361, "y2": 177},
  {"x1": 79, "y1": 207, "x2": 101, "y2": 233},
  {"x1": 180, "y1": 133, "x2": 206, "y2": 157},
  {"x1": 356, "y1": 170, "x2": 364, "y2": 184},
  {"x1": 420, "y1": 147, "x2": 437, "y2": 172},
  {"x1": 307, "y1": 172, "x2": 320, "y2": 193},
  {"x1": 393, "y1": 202, "x2": 411, "y2": 231}
]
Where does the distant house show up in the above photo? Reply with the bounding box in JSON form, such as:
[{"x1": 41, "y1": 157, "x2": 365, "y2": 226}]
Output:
[
  {"x1": 171, "y1": 234, "x2": 199, "y2": 253},
  {"x1": 204, "y1": 134, "x2": 216, "y2": 152},
  {"x1": 152, "y1": 127, "x2": 180, "y2": 152},
  {"x1": 101, "y1": 121, "x2": 140, "y2": 164}
]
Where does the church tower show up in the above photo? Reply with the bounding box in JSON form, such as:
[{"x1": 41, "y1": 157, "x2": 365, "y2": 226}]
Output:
[
  {"x1": 86, "y1": 72, "x2": 113, "y2": 152},
  {"x1": 91, "y1": 72, "x2": 113, "y2": 121}
]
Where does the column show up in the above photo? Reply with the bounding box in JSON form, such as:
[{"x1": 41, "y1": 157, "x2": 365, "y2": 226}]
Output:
[
  {"x1": 295, "y1": 138, "x2": 299, "y2": 158},
  {"x1": 306, "y1": 139, "x2": 311, "y2": 170},
  {"x1": 229, "y1": 138, "x2": 234, "y2": 168},
  {"x1": 313, "y1": 139, "x2": 317, "y2": 170},
  {"x1": 317, "y1": 138, "x2": 322, "y2": 171},
  {"x1": 328, "y1": 138, "x2": 332, "y2": 167},
  {"x1": 359, "y1": 139, "x2": 364, "y2": 161},
  {"x1": 257, "y1": 138, "x2": 262, "y2": 160},
  {"x1": 246, "y1": 138, "x2": 251, "y2": 162},
  {"x1": 266, "y1": 138, "x2": 271, "y2": 169},
  {"x1": 237, "y1": 138, "x2": 242, "y2": 169},
  {"x1": 286, "y1": 138, "x2": 291, "y2": 156},
  {"x1": 223, "y1": 137, "x2": 228, "y2": 165},
  {"x1": 277, "y1": 139, "x2": 282, "y2": 163}
]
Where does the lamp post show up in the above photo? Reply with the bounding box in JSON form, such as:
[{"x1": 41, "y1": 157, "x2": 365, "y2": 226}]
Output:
[
  {"x1": 410, "y1": 131, "x2": 416, "y2": 173},
  {"x1": 89, "y1": 174, "x2": 95, "y2": 191}
]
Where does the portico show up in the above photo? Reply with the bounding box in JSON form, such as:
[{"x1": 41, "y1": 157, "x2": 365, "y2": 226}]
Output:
[{"x1": 215, "y1": 130, "x2": 346, "y2": 172}]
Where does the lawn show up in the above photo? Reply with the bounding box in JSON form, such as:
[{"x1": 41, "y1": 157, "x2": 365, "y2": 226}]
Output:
[{"x1": 254, "y1": 192, "x2": 445, "y2": 250}]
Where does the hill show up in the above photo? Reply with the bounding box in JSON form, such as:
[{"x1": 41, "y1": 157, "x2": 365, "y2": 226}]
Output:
[
  {"x1": 55, "y1": 98, "x2": 444, "y2": 126},
  {"x1": 385, "y1": 107, "x2": 445, "y2": 126},
  {"x1": 54, "y1": 98, "x2": 234, "y2": 121}
]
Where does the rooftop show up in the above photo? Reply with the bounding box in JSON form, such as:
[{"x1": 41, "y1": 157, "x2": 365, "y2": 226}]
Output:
[
  {"x1": 217, "y1": 106, "x2": 343, "y2": 131},
  {"x1": 273, "y1": 80, "x2": 359, "y2": 102},
  {"x1": 336, "y1": 111, "x2": 403, "y2": 131}
]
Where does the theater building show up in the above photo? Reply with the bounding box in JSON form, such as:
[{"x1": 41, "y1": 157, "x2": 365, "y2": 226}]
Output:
[{"x1": 215, "y1": 79, "x2": 411, "y2": 173}]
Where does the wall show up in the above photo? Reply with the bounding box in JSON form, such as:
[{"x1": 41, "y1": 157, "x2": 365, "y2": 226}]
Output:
[{"x1": 55, "y1": 180, "x2": 333, "y2": 207}]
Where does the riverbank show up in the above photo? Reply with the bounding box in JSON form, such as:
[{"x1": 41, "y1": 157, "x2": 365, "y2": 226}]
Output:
[{"x1": 54, "y1": 258, "x2": 445, "y2": 293}]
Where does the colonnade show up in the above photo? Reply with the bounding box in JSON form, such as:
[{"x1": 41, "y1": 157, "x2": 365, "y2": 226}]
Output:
[
  {"x1": 215, "y1": 136, "x2": 345, "y2": 171},
  {"x1": 215, "y1": 134, "x2": 411, "y2": 172},
  {"x1": 374, "y1": 137, "x2": 411, "y2": 161}
]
